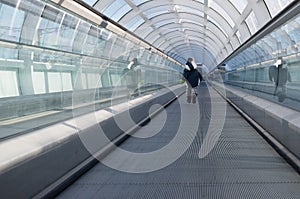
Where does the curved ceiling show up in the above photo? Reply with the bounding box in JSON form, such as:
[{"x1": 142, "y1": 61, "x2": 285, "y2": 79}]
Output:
[{"x1": 82, "y1": 0, "x2": 295, "y2": 70}]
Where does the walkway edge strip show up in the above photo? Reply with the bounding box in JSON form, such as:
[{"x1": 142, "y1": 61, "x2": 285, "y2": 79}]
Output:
[{"x1": 212, "y1": 83, "x2": 300, "y2": 175}]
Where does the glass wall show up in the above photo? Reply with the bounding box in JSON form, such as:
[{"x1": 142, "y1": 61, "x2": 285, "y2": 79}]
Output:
[
  {"x1": 0, "y1": 0, "x2": 182, "y2": 139},
  {"x1": 224, "y1": 12, "x2": 300, "y2": 110}
]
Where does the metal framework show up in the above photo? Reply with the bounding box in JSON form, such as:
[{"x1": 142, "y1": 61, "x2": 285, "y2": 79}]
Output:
[{"x1": 80, "y1": 0, "x2": 295, "y2": 69}]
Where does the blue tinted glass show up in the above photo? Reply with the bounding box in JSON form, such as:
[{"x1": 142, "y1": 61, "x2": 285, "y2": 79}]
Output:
[
  {"x1": 132, "y1": 0, "x2": 149, "y2": 6},
  {"x1": 83, "y1": 0, "x2": 98, "y2": 6},
  {"x1": 0, "y1": 5, "x2": 25, "y2": 42},
  {"x1": 103, "y1": 0, "x2": 131, "y2": 22},
  {"x1": 81, "y1": 0, "x2": 98, "y2": 6},
  {"x1": 124, "y1": 16, "x2": 145, "y2": 31}
]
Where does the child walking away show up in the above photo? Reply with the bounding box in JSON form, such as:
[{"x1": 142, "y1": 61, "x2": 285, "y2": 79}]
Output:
[{"x1": 183, "y1": 57, "x2": 202, "y2": 103}]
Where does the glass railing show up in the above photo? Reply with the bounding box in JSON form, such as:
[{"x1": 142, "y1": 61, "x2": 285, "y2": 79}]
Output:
[
  {"x1": 0, "y1": 0, "x2": 182, "y2": 139},
  {"x1": 222, "y1": 12, "x2": 300, "y2": 111}
]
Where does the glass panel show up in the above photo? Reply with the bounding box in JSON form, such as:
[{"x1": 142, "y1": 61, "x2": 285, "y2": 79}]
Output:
[
  {"x1": 227, "y1": 0, "x2": 247, "y2": 14},
  {"x1": 59, "y1": 14, "x2": 79, "y2": 51},
  {"x1": 264, "y1": 0, "x2": 294, "y2": 17},
  {"x1": 82, "y1": 0, "x2": 98, "y2": 6},
  {"x1": 132, "y1": 0, "x2": 150, "y2": 6},
  {"x1": 38, "y1": 5, "x2": 64, "y2": 49},
  {"x1": 33, "y1": 71, "x2": 46, "y2": 94},
  {"x1": 81, "y1": 72, "x2": 88, "y2": 89},
  {"x1": 111, "y1": 38, "x2": 127, "y2": 58},
  {"x1": 147, "y1": 34, "x2": 160, "y2": 43},
  {"x1": 0, "y1": 70, "x2": 19, "y2": 97},
  {"x1": 245, "y1": 11, "x2": 259, "y2": 34},
  {"x1": 137, "y1": 26, "x2": 153, "y2": 38},
  {"x1": 0, "y1": 4, "x2": 25, "y2": 42},
  {"x1": 210, "y1": 1, "x2": 235, "y2": 27},
  {"x1": 224, "y1": 13, "x2": 300, "y2": 112},
  {"x1": 48, "y1": 72, "x2": 62, "y2": 92},
  {"x1": 124, "y1": 15, "x2": 145, "y2": 31},
  {"x1": 208, "y1": 16, "x2": 228, "y2": 37},
  {"x1": 0, "y1": 0, "x2": 182, "y2": 140},
  {"x1": 236, "y1": 30, "x2": 242, "y2": 43},
  {"x1": 61, "y1": 72, "x2": 73, "y2": 91},
  {"x1": 87, "y1": 73, "x2": 101, "y2": 88},
  {"x1": 73, "y1": 21, "x2": 91, "y2": 53},
  {"x1": 143, "y1": 7, "x2": 169, "y2": 19},
  {"x1": 102, "y1": 0, "x2": 131, "y2": 22},
  {"x1": 82, "y1": 26, "x2": 106, "y2": 56},
  {"x1": 0, "y1": 46, "x2": 18, "y2": 59},
  {"x1": 155, "y1": 18, "x2": 177, "y2": 28},
  {"x1": 176, "y1": 5, "x2": 204, "y2": 16}
]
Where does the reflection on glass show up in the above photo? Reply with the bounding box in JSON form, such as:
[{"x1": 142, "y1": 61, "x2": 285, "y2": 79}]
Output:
[
  {"x1": 0, "y1": 5, "x2": 25, "y2": 42},
  {"x1": 0, "y1": 0, "x2": 181, "y2": 139},
  {"x1": 224, "y1": 12, "x2": 300, "y2": 109}
]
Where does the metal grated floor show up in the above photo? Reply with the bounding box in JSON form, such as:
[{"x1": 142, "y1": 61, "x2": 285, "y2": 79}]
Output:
[{"x1": 57, "y1": 83, "x2": 300, "y2": 199}]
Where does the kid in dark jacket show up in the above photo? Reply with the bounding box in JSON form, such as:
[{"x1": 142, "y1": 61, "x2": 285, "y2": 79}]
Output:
[{"x1": 183, "y1": 57, "x2": 202, "y2": 103}]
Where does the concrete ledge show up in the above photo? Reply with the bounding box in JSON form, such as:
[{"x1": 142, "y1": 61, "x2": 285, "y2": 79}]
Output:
[
  {"x1": 0, "y1": 84, "x2": 185, "y2": 199},
  {"x1": 212, "y1": 81, "x2": 300, "y2": 171}
]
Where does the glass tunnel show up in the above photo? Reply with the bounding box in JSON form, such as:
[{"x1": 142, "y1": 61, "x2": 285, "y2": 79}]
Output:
[
  {"x1": 0, "y1": 0, "x2": 300, "y2": 198},
  {"x1": 0, "y1": 0, "x2": 298, "y2": 137}
]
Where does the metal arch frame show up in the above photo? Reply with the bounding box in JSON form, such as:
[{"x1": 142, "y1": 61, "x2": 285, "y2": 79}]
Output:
[
  {"x1": 207, "y1": 7, "x2": 234, "y2": 33},
  {"x1": 97, "y1": 0, "x2": 132, "y2": 22},
  {"x1": 144, "y1": 21, "x2": 226, "y2": 49},
  {"x1": 159, "y1": 35, "x2": 217, "y2": 60},
  {"x1": 135, "y1": 0, "x2": 205, "y2": 14},
  {"x1": 140, "y1": 20, "x2": 204, "y2": 39},
  {"x1": 89, "y1": 0, "x2": 298, "y2": 68},
  {"x1": 120, "y1": 4, "x2": 175, "y2": 23},
  {"x1": 172, "y1": 44, "x2": 217, "y2": 66},
  {"x1": 156, "y1": 36, "x2": 217, "y2": 58},
  {"x1": 117, "y1": 1, "x2": 230, "y2": 54},
  {"x1": 155, "y1": 32, "x2": 221, "y2": 56},
  {"x1": 93, "y1": 0, "x2": 116, "y2": 12},
  {"x1": 133, "y1": 10, "x2": 205, "y2": 36},
  {"x1": 128, "y1": 5, "x2": 232, "y2": 42},
  {"x1": 156, "y1": 22, "x2": 225, "y2": 45},
  {"x1": 219, "y1": 0, "x2": 300, "y2": 68},
  {"x1": 147, "y1": 11, "x2": 204, "y2": 24},
  {"x1": 172, "y1": 44, "x2": 216, "y2": 60},
  {"x1": 93, "y1": 0, "x2": 240, "y2": 66},
  {"x1": 164, "y1": 39, "x2": 218, "y2": 60}
]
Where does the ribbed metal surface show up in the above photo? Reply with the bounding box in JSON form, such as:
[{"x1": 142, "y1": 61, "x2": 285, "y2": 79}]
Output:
[{"x1": 58, "y1": 83, "x2": 300, "y2": 199}]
